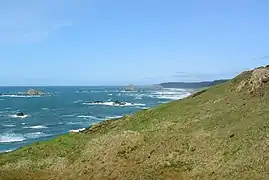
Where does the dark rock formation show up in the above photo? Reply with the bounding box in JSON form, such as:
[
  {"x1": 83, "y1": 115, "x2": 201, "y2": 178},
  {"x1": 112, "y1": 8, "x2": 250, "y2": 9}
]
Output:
[
  {"x1": 16, "y1": 112, "x2": 24, "y2": 117},
  {"x1": 94, "y1": 101, "x2": 103, "y2": 103},
  {"x1": 114, "y1": 100, "x2": 126, "y2": 106}
]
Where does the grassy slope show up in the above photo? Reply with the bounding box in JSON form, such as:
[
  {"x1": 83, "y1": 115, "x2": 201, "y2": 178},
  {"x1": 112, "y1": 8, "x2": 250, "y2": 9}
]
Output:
[{"x1": 1, "y1": 68, "x2": 269, "y2": 180}]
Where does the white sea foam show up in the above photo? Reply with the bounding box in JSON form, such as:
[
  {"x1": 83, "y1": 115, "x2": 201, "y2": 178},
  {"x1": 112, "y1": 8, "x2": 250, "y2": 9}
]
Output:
[
  {"x1": 41, "y1": 108, "x2": 49, "y2": 111},
  {"x1": 61, "y1": 114, "x2": 76, "y2": 117},
  {"x1": 25, "y1": 132, "x2": 48, "y2": 139},
  {"x1": 74, "y1": 100, "x2": 83, "y2": 104},
  {"x1": 0, "y1": 133, "x2": 26, "y2": 143},
  {"x1": 3, "y1": 124, "x2": 16, "y2": 127},
  {"x1": 105, "y1": 115, "x2": 123, "y2": 119},
  {"x1": 0, "y1": 95, "x2": 40, "y2": 98},
  {"x1": 0, "y1": 149, "x2": 14, "y2": 153},
  {"x1": 24, "y1": 125, "x2": 48, "y2": 129},
  {"x1": 78, "y1": 115, "x2": 96, "y2": 118},
  {"x1": 139, "y1": 107, "x2": 149, "y2": 109},
  {"x1": 120, "y1": 90, "x2": 138, "y2": 93},
  {"x1": 153, "y1": 91, "x2": 180, "y2": 95},
  {"x1": 69, "y1": 128, "x2": 86, "y2": 133},
  {"x1": 154, "y1": 93, "x2": 191, "y2": 100},
  {"x1": 83, "y1": 101, "x2": 146, "y2": 107},
  {"x1": 9, "y1": 114, "x2": 29, "y2": 119},
  {"x1": 77, "y1": 115, "x2": 104, "y2": 121},
  {"x1": 148, "y1": 89, "x2": 192, "y2": 100},
  {"x1": 66, "y1": 122, "x2": 83, "y2": 125}
]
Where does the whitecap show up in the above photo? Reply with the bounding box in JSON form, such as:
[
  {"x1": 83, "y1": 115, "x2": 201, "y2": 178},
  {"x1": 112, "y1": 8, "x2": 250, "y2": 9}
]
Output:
[
  {"x1": 77, "y1": 115, "x2": 94, "y2": 118},
  {"x1": 83, "y1": 101, "x2": 146, "y2": 107},
  {"x1": 61, "y1": 114, "x2": 76, "y2": 117},
  {"x1": 133, "y1": 103, "x2": 146, "y2": 106},
  {"x1": 0, "y1": 133, "x2": 26, "y2": 143},
  {"x1": 77, "y1": 115, "x2": 104, "y2": 120},
  {"x1": 0, "y1": 149, "x2": 14, "y2": 153},
  {"x1": 3, "y1": 124, "x2": 16, "y2": 127},
  {"x1": 9, "y1": 114, "x2": 29, "y2": 119},
  {"x1": 66, "y1": 122, "x2": 83, "y2": 125},
  {"x1": 41, "y1": 108, "x2": 49, "y2": 111},
  {"x1": 25, "y1": 132, "x2": 48, "y2": 139},
  {"x1": 74, "y1": 100, "x2": 83, "y2": 104},
  {"x1": 24, "y1": 125, "x2": 48, "y2": 129}
]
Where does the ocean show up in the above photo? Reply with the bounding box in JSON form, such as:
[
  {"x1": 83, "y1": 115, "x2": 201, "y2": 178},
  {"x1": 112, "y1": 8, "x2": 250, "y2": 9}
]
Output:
[{"x1": 0, "y1": 86, "x2": 192, "y2": 153}]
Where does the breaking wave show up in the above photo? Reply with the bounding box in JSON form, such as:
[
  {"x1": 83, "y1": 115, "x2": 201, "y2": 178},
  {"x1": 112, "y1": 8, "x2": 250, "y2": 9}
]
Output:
[
  {"x1": 0, "y1": 132, "x2": 49, "y2": 143},
  {"x1": 83, "y1": 101, "x2": 145, "y2": 107},
  {"x1": 24, "y1": 125, "x2": 48, "y2": 129},
  {"x1": 25, "y1": 132, "x2": 48, "y2": 139},
  {"x1": 9, "y1": 114, "x2": 29, "y2": 119},
  {"x1": 0, "y1": 133, "x2": 26, "y2": 143}
]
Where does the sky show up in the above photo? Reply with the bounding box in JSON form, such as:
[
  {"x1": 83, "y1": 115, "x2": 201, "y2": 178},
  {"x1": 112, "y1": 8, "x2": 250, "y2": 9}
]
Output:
[{"x1": 0, "y1": 0, "x2": 268, "y2": 86}]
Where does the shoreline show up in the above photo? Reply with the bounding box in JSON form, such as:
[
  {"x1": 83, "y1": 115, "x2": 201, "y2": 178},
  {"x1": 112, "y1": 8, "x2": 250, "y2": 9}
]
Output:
[{"x1": 0, "y1": 92, "x2": 193, "y2": 154}]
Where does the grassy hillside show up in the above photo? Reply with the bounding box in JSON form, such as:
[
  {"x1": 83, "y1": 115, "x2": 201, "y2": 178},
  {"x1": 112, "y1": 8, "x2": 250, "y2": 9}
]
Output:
[{"x1": 1, "y1": 66, "x2": 269, "y2": 180}]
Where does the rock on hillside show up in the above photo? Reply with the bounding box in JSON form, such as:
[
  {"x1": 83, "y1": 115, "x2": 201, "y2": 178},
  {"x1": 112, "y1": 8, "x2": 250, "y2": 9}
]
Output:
[{"x1": 236, "y1": 66, "x2": 269, "y2": 93}]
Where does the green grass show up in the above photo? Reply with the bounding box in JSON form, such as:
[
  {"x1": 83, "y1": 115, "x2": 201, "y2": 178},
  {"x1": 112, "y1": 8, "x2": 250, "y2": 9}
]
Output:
[{"x1": 1, "y1": 66, "x2": 269, "y2": 180}]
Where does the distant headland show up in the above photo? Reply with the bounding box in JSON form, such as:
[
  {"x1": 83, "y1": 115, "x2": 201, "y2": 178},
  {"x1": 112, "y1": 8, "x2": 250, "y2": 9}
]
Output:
[{"x1": 158, "y1": 79, "x2": 229, "y2": 89}]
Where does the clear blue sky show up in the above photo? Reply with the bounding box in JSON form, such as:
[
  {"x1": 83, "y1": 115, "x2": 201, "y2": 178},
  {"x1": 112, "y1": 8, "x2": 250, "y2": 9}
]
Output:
[{"x1": 0, "y1": 0, "x2": 268, "y2": 86}]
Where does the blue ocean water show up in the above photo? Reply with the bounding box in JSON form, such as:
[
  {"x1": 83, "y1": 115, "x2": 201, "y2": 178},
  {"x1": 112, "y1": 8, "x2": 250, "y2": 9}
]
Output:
[{"x1": 0, "y1": 86, "x2": 192, "y2": 153}]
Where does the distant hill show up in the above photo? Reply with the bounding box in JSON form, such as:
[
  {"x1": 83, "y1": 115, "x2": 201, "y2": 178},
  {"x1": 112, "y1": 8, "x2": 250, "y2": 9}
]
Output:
[{"x1": 159, "y1": 79, "x2": 230, "y2": 89}]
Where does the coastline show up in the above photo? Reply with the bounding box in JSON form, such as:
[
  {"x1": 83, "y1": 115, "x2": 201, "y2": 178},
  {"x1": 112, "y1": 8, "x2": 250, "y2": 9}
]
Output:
[
  {"x1": 0, "y1": 87, "x2": 194, "y2": 153},
  {"x1": 1, "y1": 67, "x2": 269, "y2": 179}
]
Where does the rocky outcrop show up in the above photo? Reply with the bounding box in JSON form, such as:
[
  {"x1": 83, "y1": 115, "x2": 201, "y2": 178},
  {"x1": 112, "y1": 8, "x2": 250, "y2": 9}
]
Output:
[
  {"x1": 125, "y1": 84, "x2": 136, "y2": 91},
  {"x1": 113, "y1": 100, "x2": 126, "y2": 106},
  {"x1": 16, "y1": 112, "x2": 24, "y2": 117},
  {"x1": 93, "y1": 101, "x2": 103, "y2": 103},
  {"x1": 236, "y1": 66, "x2": 269, "y2": 93},
  {"x1": 26, "y1": 89, "x2": 45, "y2": 96}
]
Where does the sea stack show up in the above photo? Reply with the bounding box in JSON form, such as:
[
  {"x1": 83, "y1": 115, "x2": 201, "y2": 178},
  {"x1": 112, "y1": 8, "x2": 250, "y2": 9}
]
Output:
[
  {"x1": 125, "y1": 84, "x2": 136, "y2": 91},
  {"x1": 26, "y1": 89, "x2": 45, "y2": 96},
  {"x1": 16, "y1": 112, "x2": 24, "y2": 117}
]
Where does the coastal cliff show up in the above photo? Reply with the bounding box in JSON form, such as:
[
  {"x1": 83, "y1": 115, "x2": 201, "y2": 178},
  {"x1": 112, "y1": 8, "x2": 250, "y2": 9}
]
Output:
[{"x1": 1, "y1": 66, "x2": 269, "y2": 180}]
